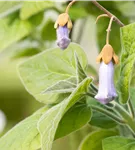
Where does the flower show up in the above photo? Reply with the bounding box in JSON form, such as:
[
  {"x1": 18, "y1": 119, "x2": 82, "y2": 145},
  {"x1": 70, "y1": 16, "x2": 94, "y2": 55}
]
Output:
[
  {"x1": 54, "y1": 13, "x2": 72, "y2": 50},
  {"x1": 95, "y1": 44, "x2": 119, "y2": 104},
  {"x1": 95, "y1": 61, "x2": 117, "y2": 104},
  {"x1": 56, "y1": 25, "x2": 70, "y2": 50}
]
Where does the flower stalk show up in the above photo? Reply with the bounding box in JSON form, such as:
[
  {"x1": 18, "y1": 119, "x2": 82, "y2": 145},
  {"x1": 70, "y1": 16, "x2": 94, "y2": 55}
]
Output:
[{"x1": 91, "y1": 0, "x2": 124, "y2": 27}]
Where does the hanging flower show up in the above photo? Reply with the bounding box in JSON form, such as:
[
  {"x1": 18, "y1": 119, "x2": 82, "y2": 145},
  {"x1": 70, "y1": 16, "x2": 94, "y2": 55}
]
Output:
[
  {"x1": 54, "y1": 13, "x2": 72, "y2": 50},
  {"x1": 95, "y1": 44, "x2": 119, "y2": 104}
]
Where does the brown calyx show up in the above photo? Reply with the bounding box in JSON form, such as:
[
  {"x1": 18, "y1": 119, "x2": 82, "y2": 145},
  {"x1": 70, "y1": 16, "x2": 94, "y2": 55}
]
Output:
[
  {"x1": 54, "y1": 13, "x2": 72, "y2": 30},
  {"x1": 96, "y1": 44, "x2": 119, "y2": 64}
]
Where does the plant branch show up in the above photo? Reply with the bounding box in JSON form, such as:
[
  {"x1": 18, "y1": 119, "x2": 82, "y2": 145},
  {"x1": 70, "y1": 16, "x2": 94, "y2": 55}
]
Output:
[{"x1": 91, "y1": 0, "x2": 124, "y2": 27}]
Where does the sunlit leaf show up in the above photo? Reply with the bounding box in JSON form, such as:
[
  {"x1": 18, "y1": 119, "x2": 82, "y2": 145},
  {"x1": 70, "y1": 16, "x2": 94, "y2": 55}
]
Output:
[
  {"x1": 0, "y1": 16, "x2": 32, "y2": 51},
  {"x1": 0, "y1": 106, "x2": 49, "y2": 150},
  {"x1": 103, "y1": 136, "x2": 135, "y2": 150},
  {"x1": 79, "y1": 130, "x2": 118, "y2": 150},
  {"x1": 37, "y1": 78, "x2": 92, "y2": 150},
  {"x1": 20, "y1": 1, "x2": 55, "y2": 20},
  {"x1": 18, "y1": 43, "x2": 88, "y2": 104},
  {"x1": 118, "y1": 23, "x2": 135, "y2": 103}
]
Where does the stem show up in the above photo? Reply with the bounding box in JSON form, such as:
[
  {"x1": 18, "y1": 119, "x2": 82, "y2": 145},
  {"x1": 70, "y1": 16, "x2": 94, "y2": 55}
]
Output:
[
  {"x1": 127, "y1": 99, "x2": 135, "y2": 118},
  {"x1": 114, "y1": 102, "x2": 135, "y2": 135},
  {"x1": 90, "y1": 84, "x2": 98, "y2": 92},
  {"x1": 91, "y1": 0, "x2": 124, "y2": 27},
  {"x1": 106, "y1": 16, "x2": 114, "y2": 44},
  {"x1": 91, "y1": 105, "x2": 126, "y2": 124},
  {"x1": 65, "y1": 0, "x2": 76, "y2": 13},
  {"x1": 86, "y1": 93, "x2": 95, "y2": 98}
]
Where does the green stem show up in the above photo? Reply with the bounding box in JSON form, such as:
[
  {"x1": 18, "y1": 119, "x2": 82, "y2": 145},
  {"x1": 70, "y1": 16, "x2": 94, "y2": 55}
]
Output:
[
  {"x1": 114, "y1": 102, "x2": 135, "y2": 135},
  {"x1": 90, "y1": 84, "x2": 98, "y2": 92},
  {"x1": 86, "y1": 93, "x2": 95, "y2": 98},
  {"x1": 91, "y1": 105, "x2": 126, "y2": 124},
  {"x1": 127, "y1": 99, "x2": 135, "y2": 119}
]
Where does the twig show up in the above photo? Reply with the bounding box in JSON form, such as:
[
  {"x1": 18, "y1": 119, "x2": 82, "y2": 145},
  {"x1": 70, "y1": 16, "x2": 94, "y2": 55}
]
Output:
[
  {"x1": 91, "y1": 0, "x2": 124, "y2": 27},
  {"x1": 65, "y1": 0, "x2": 76, "y2": 13}
]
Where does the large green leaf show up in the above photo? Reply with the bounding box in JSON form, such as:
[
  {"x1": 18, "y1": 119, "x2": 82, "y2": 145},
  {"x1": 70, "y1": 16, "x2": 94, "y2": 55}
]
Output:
[
  {"x1": 0, "y1": 1, "x2": 21, "y2": 18},
  {"x1": 37, "y1": 78, "x2": 92, "y2": 150},
  {"x1": 0, "y1": 16, "x2": 32, "y2": 51},
  {"x1": 20, "y1": 1, "x2": 55, "y2": 20},
  {"x1": 118, "y1": 23, "x2": 135, "y2": 104},
  {"x1": 79, "y1": 130, "x2": 118, "y2": 150},
  {"x1": 55, "y1": 102, "x2": 92, "y2": 139},
  {"x1": 18, "y1": 43, "x2": 88, "y2": 104},
  {"x1": 0, "y1": 106, "x2": 49, "y2": 150},
  {"x1": 103, "y1": 136, "x2": 135, "y2": 150}
]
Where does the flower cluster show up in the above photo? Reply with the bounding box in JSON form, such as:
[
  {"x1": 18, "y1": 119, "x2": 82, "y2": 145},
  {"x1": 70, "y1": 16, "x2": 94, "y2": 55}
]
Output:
[
  {"x1": 54, "y1": 13, "x2": 72, "y2": 50},
  {"x1": 95, "y1": 44, "x2": 119, "y2": 104}
]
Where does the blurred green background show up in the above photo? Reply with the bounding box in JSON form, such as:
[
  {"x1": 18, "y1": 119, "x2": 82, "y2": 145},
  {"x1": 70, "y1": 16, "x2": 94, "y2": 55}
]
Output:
[{"x1": 0, "y1": 1, "x2": 135, "y2": 149}]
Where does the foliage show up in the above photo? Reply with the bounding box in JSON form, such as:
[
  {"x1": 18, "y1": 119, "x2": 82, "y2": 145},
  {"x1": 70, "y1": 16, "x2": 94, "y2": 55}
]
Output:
[{"x1": 1, "y1": 1, "x2": 135, "y2": 150}]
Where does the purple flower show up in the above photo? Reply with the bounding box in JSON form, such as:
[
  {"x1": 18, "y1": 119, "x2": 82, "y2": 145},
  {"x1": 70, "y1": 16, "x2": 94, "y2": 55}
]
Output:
[
  {"x1": 95, "y1": 61, "x2": 117, "y2": 104},
  {"x1": 56, "y1": 25, "x2": 70, "y2": 50}
]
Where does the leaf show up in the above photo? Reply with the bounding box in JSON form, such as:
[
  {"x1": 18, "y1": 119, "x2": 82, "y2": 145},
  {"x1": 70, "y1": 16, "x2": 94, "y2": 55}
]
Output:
[
  {"x1": 41, "y1": 20, "x2": 56, "y2": 41},
  {"x1": 0, "y1": 16, "x2": 32, "y2": 51},
  {"x1": 90, "y1": 112, "x2": 117, "y2": 129},
  {"x1": 18, "y1": 43, "x2": 88, "y2": 104},
  {"x1": 0, "y1": 106, "x2": 49, "y2": 150},
  {"x1": 37, "y1": 78, "x2": 92, "y2": 150},
  {"x1": 87, "y1": 97, "x2": 117, "y2": 129},
  {"x1": 103, "y1": 136, "x2": 135, "y2": 150},
  {"x1": 75, "y1": 53, "x2": 87, "y2": 84},
  {"x1": 0, "y1": 1, "x2": 21, "y2": 18},
  {"x1": 42, "y1": 77, "x2": 77, "y2": 94},
  {"x1": 69, "y1": 3, "x2": 89, "y2": 21},
  {"x1": 55, "y1": 102, "x2": 92, "y2": 139},
  {"x1": 20, "y1": 1, "x2": 55, "y2": 20},
  {"x1": 79, "y1": 130, "x2": 118, "y2": 150},
  {"x1": 118, "y1": 23, "x2": 135, "y2": 103}
]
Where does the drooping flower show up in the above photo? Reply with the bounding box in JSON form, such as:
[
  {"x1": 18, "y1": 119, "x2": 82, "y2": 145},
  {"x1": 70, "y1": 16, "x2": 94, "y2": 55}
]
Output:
[
  {"x1": 56, "y1": 25, "x2": 70, "y2": 50},
  {"x1": 95, "y1": 44, "x2": 119, "y2": 104},
  {"x1": 54, "y1": 13, "x2": 72, "y2": 50},
  {"x1": 95, "y1": 61, "x2": 117, "y2": 104}
]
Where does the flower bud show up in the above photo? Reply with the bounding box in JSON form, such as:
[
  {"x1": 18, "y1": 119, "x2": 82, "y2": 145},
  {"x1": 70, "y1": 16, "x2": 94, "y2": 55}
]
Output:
[{"x1": 56, "y1": 25, "x2": 70, "y2": 50}]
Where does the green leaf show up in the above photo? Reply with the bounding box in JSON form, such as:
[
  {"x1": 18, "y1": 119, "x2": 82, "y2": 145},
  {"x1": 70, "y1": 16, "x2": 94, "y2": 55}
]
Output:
[
  {"x1": 79, "y1": 130, "x2": 118, "y2": 150},
  {"x1": 69, "y1": 3, "x2": 89, "y2": 20},
  {"x1": 42, "y1": 77, "x2": 77, "y2": 94},
  {"x1": 55, "y1": 102, "x2": 92, "y2": 139},
  {"x1": 87, "y1": 97, "x2": 117, "y2": 129},
  {"x1": 37, "y1": 78, "x2": 92, "y2": 150},
  {"x1": 118, "y1": 23, "x2": 135, "y2": 103},
  {"x1": 90, "y1": 112, "x2": 117, "y2": 129},
  {"x1": 75, "y1": 53, "x2": 87, "y2": 84},
  {"x1": 18, "y1": 43, "x2": 88, "y2": 104},
  {"x1": 41, "y1": 20, "x2": 56, "y2": 41},
  {"x1": 103, "y1": 136, "x2": 135, "y2": 150},
  {"x1": 0, "y1": 16, "x2": 32, "y2": 51},
  {"x1": 20, "y1": 1, "x2": 55, "y2": 20},
  {"x1": 0, "y1": 106, "x2": 49, "y2": 150},
  {"x1": 0, "y1": 1, "x2": 21, "y2": 18}
]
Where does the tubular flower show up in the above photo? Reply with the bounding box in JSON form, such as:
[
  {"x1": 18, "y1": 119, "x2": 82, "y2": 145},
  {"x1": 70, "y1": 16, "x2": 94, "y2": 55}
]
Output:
[
  {"x1": 54, "y1": 13, "x2": 72, "y2": 50},
  {"x1": 95, "y1": 44, "x2": 119, "y2": 104}
]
